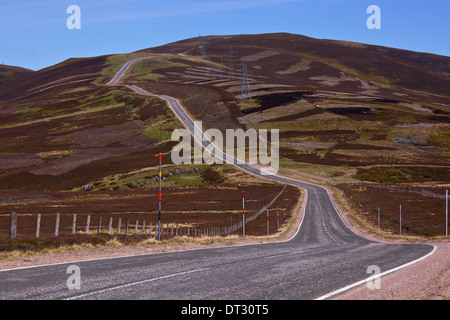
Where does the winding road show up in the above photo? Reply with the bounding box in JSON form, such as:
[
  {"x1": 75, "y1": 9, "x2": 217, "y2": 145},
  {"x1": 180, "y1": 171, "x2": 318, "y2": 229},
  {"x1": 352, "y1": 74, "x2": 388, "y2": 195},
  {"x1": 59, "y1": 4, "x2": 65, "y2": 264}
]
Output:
[{"x1": 0, "y1": 57, "x2": 435, "y2": 301}]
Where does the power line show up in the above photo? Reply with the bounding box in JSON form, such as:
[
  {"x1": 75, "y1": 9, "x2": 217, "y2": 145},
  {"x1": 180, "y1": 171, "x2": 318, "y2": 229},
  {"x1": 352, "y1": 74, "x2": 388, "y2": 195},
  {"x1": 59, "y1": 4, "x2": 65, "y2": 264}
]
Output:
[
  {"x1": 228, "y1": 45, "x2": 235, "y2": 80},
  {"x1": 239, "y1": 61, "x2": 250, "y2": 102}
]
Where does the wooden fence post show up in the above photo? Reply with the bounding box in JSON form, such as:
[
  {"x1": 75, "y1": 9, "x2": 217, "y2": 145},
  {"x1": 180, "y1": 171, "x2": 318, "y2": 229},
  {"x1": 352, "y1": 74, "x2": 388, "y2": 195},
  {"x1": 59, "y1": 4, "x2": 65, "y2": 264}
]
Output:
[
  {"x1": 10, "y1": 212, "x2": 17, "y2": 239},
  {"x1": 85, "y1": 215, "x2": 91, "y2": 234},
  {"x1": 97, "y1": 216, "x2": 102, "y2": 234},
  {"x1": 36, "y1": 214, "x2": 41, "y2": 238},
  {"x1": 72, "y1": 214, "x2": 77, "y2": 234},
  {"x1": 108, "y1": 217, "x2": 113, "y2": 235},
  {"x1": 117, "y1": 218, "x2": 122, "y2": 234},
  {"x1": 55, "y1": 213, "x2": 60, "y2": 236}
]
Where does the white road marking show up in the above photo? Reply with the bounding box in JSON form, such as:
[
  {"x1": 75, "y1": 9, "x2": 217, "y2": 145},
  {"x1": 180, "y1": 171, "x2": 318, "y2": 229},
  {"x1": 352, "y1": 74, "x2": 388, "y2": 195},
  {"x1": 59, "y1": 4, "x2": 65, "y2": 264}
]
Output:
[
  {"x1": 315, "y1": 245, "x2": 438, "y2": 300},
  {"x1": 65, "y1": 267, "x2": 209, "y2": 300}
]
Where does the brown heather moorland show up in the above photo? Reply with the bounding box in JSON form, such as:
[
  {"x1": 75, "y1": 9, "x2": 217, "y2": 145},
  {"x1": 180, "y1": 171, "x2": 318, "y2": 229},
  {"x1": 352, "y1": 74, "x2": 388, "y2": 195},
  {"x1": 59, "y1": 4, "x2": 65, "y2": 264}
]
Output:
[{"x1": 0, "y1": 33, "x2": 449, "y2": 250}]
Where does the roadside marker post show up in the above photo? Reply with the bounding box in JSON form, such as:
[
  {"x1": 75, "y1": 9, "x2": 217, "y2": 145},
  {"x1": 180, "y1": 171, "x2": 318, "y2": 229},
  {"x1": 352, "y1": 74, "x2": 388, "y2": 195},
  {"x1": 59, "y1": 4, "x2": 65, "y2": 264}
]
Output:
[
  {"x1": 378, "y1": 208, "x2": 380, "y2": 231},
  {"x1": 158, "y1": 153, "x2": 162, "y2": 242},
  {"x1": 242, "y1": 191, "x2": 245, "y2": 239},
  {"x1": 266, "y1": 206, "x2": 269, "y2": 236},
  {"x1": 399, "y1": 205, "x2": 402, "y2": 235},
  {"x1": 277, "y1": 208, "x2": 279, "y2": 231},
  {"x1": 446, "y1": 189, "x2": 448, "y2": 237}
]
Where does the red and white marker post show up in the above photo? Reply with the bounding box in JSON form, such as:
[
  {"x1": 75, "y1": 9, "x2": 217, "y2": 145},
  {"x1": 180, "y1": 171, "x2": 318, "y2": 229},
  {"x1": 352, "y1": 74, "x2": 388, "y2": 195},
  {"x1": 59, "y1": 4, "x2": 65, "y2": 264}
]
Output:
[
  {"x1": 158, "y1": 153, "x2": 162, "y2": 241},
  {"x1": 242, "y1": 191, "x2": 245, "y2": 239}
]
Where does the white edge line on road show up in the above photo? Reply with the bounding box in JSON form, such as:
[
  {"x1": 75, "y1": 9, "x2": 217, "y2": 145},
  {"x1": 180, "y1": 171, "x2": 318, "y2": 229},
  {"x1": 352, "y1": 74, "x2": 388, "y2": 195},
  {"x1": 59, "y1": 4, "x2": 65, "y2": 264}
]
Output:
[
  {"x1": 315, "y1": 244, "x2": 438, "y2": 300},
  {"x1": 64, "y1": 267, "x2": 209, "y2": 300}
]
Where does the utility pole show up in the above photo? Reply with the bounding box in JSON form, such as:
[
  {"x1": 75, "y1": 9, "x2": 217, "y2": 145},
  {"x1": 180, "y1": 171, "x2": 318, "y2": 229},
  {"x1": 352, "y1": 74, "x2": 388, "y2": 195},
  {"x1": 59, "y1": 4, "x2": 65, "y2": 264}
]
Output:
[
  {"x1": 240, "y1": 61, "x2": 250, "y2": 102},
  {"x1": 198, "y1": 36, "x2": 212, "y2": 75},
  {"x1": 219, "y1": 56, "x2": 224, "y2": 79},
  {"x1": 228, "y1": 45, "x2": 234, "y2": 80},
  {"x1": 198, "y1": 36, "x2": 208, "y2": 60}
]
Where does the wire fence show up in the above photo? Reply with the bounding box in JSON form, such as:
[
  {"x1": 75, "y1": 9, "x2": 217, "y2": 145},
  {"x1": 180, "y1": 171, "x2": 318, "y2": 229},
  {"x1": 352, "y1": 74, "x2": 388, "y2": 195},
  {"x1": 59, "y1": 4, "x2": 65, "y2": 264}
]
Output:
[
  {"x1": 348, "y1": 182, "x2": 448, "y2": 199},
  {"x1": 0, "y1": 185, "x2": 288, "y2": 240}
]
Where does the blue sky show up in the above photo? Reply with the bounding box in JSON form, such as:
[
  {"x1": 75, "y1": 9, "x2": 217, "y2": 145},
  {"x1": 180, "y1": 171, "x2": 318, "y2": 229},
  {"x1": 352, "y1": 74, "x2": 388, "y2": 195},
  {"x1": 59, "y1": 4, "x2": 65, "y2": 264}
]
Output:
[{"x1": 1, "y1": 0, "x2": 449, "y2": 71}]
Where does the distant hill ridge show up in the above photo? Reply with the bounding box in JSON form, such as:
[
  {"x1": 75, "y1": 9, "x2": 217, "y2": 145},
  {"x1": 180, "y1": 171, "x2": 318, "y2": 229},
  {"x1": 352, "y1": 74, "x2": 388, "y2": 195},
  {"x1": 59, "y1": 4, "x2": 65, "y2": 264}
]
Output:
[{"x1": 0, "y1": 64, "x2": 34, "y2": 85}]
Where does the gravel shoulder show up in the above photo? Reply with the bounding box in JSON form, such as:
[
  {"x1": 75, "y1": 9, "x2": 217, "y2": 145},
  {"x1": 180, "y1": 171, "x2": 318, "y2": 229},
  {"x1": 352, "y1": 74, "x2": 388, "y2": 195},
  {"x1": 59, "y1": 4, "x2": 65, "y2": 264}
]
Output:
[{"x1": 331, "y1": 240, "x2": 449, "y2": 300}]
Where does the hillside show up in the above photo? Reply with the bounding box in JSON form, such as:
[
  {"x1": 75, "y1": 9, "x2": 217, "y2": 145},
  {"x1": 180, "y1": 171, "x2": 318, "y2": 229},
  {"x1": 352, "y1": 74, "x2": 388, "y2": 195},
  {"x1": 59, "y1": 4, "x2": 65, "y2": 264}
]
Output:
[
  {"x1": 0, "y1": 33, "x2": 449, "y2": 237},
  {"x1": 0, "y1": 64, "x2": 34, "y2": 85}
]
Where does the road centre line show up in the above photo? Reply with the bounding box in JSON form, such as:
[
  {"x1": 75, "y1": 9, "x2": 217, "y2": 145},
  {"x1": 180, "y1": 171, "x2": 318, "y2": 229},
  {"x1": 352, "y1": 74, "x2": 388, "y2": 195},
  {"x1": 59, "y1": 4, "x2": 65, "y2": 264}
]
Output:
[{"x1": 65, "y1": 267, "x2": 210, "y2": 300}]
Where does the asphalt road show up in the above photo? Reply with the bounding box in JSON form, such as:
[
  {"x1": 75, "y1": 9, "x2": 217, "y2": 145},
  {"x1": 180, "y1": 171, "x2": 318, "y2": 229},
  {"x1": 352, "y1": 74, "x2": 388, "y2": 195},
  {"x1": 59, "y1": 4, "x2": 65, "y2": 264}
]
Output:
[{"x1": 0, "y1": 58, "x2": 435, "y2": 300}]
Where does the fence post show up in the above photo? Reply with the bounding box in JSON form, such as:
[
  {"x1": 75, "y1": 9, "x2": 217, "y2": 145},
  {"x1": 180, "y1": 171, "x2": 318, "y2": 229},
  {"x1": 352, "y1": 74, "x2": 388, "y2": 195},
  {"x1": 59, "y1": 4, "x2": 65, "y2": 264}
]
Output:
[
  {"x1": 97, "y1": 216, "x2": 102, "y2": 234},
  {"x1": 446, "y1": 189, "x2": 448, "y2": 237},
  {"x1": 55, "y1": 213, "x2": 60, "y2": 236},
  {"x1": 36, "y1": 214, "x2": 41, "y2": 238},
  {"x1": 10, "y1": 212, "x2": 17, "y2": 239},
  {"x1": 108, "y1": 217, "x2": 113, "y2": 235},
  {"x1": 72, "y1": 214, "x2": 77, "y2": 234},
  {"x1": 378, "y1": 208, "x2": 380, "y2": 231},
  {"x1": 117, "y1": 218, "x2": 122, "y2": 234},
  {"x1": 85, "y1": 215, "x2": 91, "y2": 234}
]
